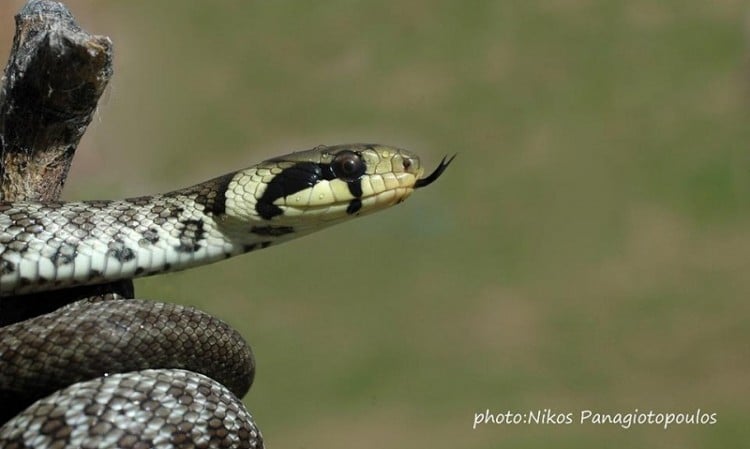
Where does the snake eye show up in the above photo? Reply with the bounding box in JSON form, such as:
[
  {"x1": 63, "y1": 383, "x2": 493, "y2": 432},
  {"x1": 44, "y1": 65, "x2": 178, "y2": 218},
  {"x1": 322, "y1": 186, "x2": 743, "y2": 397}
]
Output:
[{"x1": 331, "y1": 151, "x2": 366, "y2": 181}]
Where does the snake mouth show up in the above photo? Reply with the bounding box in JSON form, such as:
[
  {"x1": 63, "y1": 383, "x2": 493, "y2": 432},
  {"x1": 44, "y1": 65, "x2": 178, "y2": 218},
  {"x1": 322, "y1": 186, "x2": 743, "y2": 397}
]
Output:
[{"x1": 414, "y1": 155, "x2": 456, "y2": 189}]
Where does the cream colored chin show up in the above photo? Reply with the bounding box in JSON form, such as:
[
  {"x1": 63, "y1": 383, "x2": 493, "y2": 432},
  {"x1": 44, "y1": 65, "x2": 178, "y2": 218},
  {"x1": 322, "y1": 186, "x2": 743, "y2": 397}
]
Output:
[
  {"x1": 280, "y1": 172, "x2": 417, "y2": 209},
  {"x1": 355, "y1": 185, "x2": 417, "y2": 215},
  {"x1": 277, "y1": 185, "x2": 416, "y2": 224}
]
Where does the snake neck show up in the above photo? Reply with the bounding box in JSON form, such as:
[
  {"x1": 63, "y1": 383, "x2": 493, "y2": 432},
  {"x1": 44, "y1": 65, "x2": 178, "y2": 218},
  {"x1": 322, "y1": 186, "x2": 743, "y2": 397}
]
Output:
[{"x1": 1, "y1": 169, "x2": 349, "y2": 296}]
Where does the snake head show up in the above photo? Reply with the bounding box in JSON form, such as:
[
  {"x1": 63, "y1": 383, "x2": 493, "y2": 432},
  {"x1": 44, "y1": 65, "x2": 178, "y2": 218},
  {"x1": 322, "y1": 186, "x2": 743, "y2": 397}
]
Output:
[
  {"x1": 247, "y1": 144, "x2": 426, "y2": 219},
  {"x1": 223, "y1": 143, "x2": 454, "y2": 242}
]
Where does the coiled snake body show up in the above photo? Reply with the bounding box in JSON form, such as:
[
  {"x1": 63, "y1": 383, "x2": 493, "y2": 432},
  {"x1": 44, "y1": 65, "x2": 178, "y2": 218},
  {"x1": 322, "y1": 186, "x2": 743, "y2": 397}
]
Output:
[{"x1": 0, "y1": 144, "x2": 452, "y2": 448}]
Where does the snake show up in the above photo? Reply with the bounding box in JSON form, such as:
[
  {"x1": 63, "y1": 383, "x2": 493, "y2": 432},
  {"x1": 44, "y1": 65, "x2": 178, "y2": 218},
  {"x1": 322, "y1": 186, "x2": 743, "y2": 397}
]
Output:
[{"x1": 0, "y1": 143, "x2": 453, "y2": 448}]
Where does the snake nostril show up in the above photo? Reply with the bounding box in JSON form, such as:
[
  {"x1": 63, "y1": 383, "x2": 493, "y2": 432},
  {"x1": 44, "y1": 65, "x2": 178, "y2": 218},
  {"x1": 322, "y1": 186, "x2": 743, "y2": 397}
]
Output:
[{"x1": 402, "y1": 158, "x2": 412, "y2": 170}]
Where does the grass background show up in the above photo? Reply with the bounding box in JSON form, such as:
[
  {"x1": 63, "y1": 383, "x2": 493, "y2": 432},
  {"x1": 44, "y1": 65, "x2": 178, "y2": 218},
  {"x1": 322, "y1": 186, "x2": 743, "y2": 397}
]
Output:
[{"x1": 2, "y1": 1, "x2": 748, "y2": 447}]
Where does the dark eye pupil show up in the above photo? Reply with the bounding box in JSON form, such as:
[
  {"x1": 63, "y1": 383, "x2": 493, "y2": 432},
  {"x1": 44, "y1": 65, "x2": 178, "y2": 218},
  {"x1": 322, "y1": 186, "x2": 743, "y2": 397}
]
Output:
[
  {"x1": 342, "y1": 158, "x2": 356, "y2": 174},
  {"x1": 332, "y1": 151, "x2": 365, "y2": 180}
]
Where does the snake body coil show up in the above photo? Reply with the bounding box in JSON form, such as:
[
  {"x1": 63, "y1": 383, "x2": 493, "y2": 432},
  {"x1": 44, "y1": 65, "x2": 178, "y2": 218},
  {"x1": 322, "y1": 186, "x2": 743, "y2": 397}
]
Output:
[{"x1": 0, "y1": 143, "x2": 453, "y2": 448}]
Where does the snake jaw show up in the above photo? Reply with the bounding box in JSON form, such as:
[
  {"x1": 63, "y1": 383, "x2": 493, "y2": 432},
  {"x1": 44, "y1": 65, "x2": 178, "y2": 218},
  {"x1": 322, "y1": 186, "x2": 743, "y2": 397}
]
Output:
[{"x1": 414, "y1": 154, "x2": 456, "y2": 189}]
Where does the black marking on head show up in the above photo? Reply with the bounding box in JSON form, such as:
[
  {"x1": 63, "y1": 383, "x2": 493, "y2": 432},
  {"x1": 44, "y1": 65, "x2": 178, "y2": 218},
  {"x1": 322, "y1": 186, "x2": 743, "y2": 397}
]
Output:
[
  {"x1": 256, "y1": 162, "x2": 334, "y2": 219},
  {"x1": 256, "y1": 151, "x2": 369, "y2": 219},
  {"x1": 347, "y1": 180, "x2": 363, "y2": 198},
  {"x1": 176, "y1": 219, "x2": 206, "y2": 253},
  {"x1": 256, "y1": 202, "x2": 284, "y2": 220},
  {"x1": 135, "y1": 267, "x2": 145, "y2": 275},
  {"x1": 107, "y1": 240, "x2": 136, "y2": 262},
  {"x1": 251, "y1": 225, "x2": 295, "y2": 237},
  {"x1": 346, "y1": 199, "x2": 362, "y2": 215}
]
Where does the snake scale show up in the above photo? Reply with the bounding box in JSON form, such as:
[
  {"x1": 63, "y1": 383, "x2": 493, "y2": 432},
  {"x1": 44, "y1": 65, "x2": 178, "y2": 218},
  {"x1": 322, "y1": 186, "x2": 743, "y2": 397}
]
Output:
[{"x1": 0, "y1": 143, "x2": 452, "y2": 448}]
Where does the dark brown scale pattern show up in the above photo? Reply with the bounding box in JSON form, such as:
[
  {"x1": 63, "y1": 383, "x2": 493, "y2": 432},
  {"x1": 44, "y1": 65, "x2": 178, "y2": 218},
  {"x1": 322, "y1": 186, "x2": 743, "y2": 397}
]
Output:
[
  {"x1": 0, "y1": 299, "x2": 255, "y2": 424},
  {"x1": 0, "y1": 370, "x2": 263, "y2": 449}
]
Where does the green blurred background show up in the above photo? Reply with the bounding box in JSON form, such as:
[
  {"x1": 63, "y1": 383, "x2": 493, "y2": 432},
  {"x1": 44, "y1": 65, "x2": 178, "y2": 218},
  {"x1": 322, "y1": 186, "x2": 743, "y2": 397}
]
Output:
[{"x1": 2, "y1": 1, "x2": 748, "y2": 447}]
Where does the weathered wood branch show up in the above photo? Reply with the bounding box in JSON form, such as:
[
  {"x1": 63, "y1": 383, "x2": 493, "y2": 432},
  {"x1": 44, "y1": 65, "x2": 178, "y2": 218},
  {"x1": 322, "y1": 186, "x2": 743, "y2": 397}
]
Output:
[
  {"x1": 0, "y1": 0, "x2": 131, "y2": 323},
  {"x1": 0, "y1": 0, "x2": 112, "y2": 201}
]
